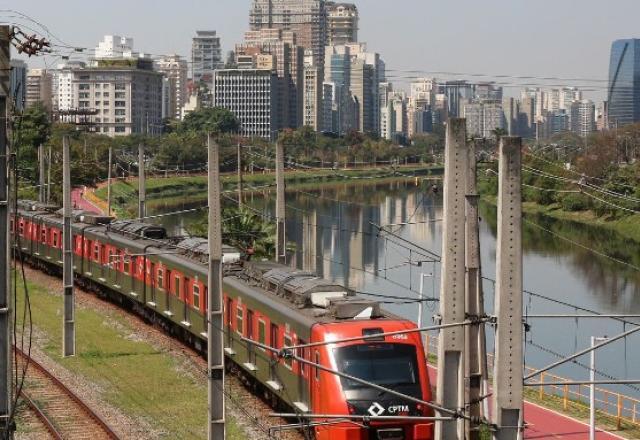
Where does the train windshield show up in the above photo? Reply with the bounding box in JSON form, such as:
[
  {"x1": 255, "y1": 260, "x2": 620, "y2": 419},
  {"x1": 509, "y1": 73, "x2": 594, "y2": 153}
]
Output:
[{"x1": 333, "y1": 343, "x2": 419, "y2": 390}]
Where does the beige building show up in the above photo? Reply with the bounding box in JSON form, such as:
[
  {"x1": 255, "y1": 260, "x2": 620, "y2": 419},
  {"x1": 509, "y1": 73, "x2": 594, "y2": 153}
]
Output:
[
  {"x1": 326, "y1": 2, "x2": 359, "y2": 46},
  {"x1": 154, "y1": 54, "x2": 188, "y2": 120},
  {"x1": 26, "y1": 69, "x2": 53, "y2": 112},
  {"x1": 72, "y1": 59, "x2": 163, "y2": 136}
]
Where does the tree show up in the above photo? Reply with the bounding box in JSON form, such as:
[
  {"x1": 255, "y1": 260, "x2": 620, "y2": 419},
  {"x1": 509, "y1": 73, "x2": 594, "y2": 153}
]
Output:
[
  {"x1": 178, "y1": 107, "x2": 239, "y2": 134},
  {"x1": 13, "y1": 103, "x2": 51, "y2": 182}
]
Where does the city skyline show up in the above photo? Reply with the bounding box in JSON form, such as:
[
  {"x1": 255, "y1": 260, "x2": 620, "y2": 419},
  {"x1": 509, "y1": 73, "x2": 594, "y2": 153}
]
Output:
[{"x1": 8, "y1": 0, "x2": 640, "y2": 101}]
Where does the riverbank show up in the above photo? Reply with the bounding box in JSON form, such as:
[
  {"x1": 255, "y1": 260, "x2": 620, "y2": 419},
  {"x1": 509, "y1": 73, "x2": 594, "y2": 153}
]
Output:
[
  {"x1": 482, "y1": 194, "x2": 640, "y2": 244},
  {"x1": 93, "y1": 165, "x2": 443, "y2": 216}
]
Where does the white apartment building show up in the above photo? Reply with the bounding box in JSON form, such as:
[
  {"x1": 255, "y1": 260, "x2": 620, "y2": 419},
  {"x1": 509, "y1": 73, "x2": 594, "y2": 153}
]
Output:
[
  {"x1": 154, "y1": 54, "x2": 188, "y2": 120},
  {"x1": 72, "y1": 60, "x2": 163, "y2": 136},
  {"x1": 55, "y1": 61, "x2": 87, "y2": 116},
  {"x1": 571, "y1": 99, "x2": 596, "y2": 138},
  {"x1": 94, "y1": 35, "x2": 136, "y2": 59},
  {"x1": 464, "y1": 101, "x2": 505, "y2": 138},
  {"x1": 213, "y1": 69, "x2": 279, "y2": 140},
  {"x1": 303, "y1": 65, "x2": 323, "y2": 130}
]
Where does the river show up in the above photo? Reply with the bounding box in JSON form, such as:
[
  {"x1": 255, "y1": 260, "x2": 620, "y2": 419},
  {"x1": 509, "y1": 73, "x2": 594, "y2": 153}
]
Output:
[{"x1": 153, "y1": 179, "x2": 640, "y2": 400}]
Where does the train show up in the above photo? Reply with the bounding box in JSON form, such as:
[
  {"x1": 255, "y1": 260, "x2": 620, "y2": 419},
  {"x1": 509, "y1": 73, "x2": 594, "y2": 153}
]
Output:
[{"x1": 14, "y1": 200, "x2": 434, "y2": 440}]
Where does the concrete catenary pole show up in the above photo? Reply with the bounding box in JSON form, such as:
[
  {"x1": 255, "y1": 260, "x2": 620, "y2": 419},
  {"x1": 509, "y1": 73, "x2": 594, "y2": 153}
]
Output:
[
  {"x1": 435, "y1": 119, "x2": 468, "y2": 440},
  {"x1": 275, "y1": 142, "x2": 286, "y2": 264},
  {"x1": 492, "y1": 137, "x2": 524, "y2": 440},
  {"x1": 237, "y1": 142, "x2": 243, "y2": 208},
  {"x1": 207, "y1": 133, "x2": 225, "y2": 440},
  {"x1": 107, "y1": 147, "x2": 112, "y2": 216},
  {"x1": 0, "y1": 25, "x2": 12, "y2": 438},
  {"x1": 38, "y1": 144, "x2": 45, "y2": 203},
  {"x1": 464, "y1": 139, "x2": 487, "y2": 439},
  {"x1": 62, "y1": 135, "x2": 75, "y2": 357},
  {"x1": 138, "y1": 143, "x2": 146, "y2": 220},
  {"x1": 46, "y1": 146, "x2": 52, "y2": 204}
]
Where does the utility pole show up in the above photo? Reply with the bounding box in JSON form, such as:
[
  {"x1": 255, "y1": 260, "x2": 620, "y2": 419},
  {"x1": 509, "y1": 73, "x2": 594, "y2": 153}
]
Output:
[
  {"x1": 0, "y1": 24, "x2": 12, "y2": 439},
  {"x1": 38, "y1": 144, "x2": 45, "y2": 203},
  {"x1": 46, "y1": 146, "x2": 52, "y2": 204},
  {"x1": 207, "y1": 133, "x2": 225, "y2": 440},
  {"x1": 107, "y1": 147, "x2": 112, "y2": 216},
  {"x1": 492, "y1": 137, "x2": 523, "y2": 440},
  {"x1": 275, "y1": 142, "x2": 286, "y2": 264},
  {"x1": 62, "y1": 135, "x2": 75, "y2": 357},
  {"x1": 138, "y1": 143, "x2": 145, "y2": 220},
  {"x1": 237, "y1": 142, "x2": 243, "y2": 208},
  {"x1": 436, "y1": 119, "x2": 467, "y2": 440},
  {"x1": 465, "y1": 139, "x2": 487, "y2": 439}
]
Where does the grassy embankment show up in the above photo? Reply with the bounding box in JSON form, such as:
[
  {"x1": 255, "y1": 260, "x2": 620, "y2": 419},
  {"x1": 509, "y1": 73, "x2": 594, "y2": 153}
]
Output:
[
  {"x1": 93, "y1": 165, "x2": 443, "y2": 217},
  {"x1": 14, "y1": 277, "x2": 246, "y2": 440}
]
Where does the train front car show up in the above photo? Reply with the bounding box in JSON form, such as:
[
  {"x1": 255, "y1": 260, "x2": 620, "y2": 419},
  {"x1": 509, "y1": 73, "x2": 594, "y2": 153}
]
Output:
[{"x1": 311, "y1": 319, "x2": 433, "y2": 440}]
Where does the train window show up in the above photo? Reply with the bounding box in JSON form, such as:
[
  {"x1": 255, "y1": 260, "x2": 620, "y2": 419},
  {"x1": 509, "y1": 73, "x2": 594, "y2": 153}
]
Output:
[
  {"x1": 283, "y1": 334, "x2": 293, "y2": 370},
  {"x1": 157, "y1": 268, "x2": 164, "y2": 289},
  {"x1": 123, "y1": 255, "x2": 130, "y2": 274},
  {"x1": 41, "y1": 228, "x2": 46, "y2": 244},
  {"x1": 174, "y1": 275, "x2": 181, "y2": 298},
  {"x1": 108, "y1": 250, "x2": 114, "y2": 268},
  {"x1": 93, "y1": 243, "x2": 99, "y2": 261},
  {"x1": 270, "y1": 323, "x2": 279, "y2": 351},
  {"x1": 236, "y1": 305, "x2": 244, "y2": 335},
  {"x1": 18, "y1": 221, "x2": 24, "y2": 236},
  {"x1": 193, "y1": 283, "x2": 200, "y2": 309},
  {"x1": 333, "y1": 344, "x2": 419, "y2": 391},
  {"x1": 315, "y1": 351, "x2": 320, "y2": 381},
  {"x1": 52, "y1": 232, "x2": 58, "y2": 248},
  {"x1": 297, "y1": 341, "x2": 307, "y2": 377},
  {"x1": 258, "y1": 320, "x2": 266, "y2": 349}
]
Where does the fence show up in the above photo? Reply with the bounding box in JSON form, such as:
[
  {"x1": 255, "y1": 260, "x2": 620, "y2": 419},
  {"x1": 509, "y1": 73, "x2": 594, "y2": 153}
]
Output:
[{"x1": 423, "y1": 334, "x2": 640, "y2": 429}]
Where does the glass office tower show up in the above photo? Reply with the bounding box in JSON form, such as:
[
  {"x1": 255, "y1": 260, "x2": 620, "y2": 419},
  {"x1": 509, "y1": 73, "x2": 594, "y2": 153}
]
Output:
[{"x1": 608, "y1": 39, "x2": 640, "y2": 127}]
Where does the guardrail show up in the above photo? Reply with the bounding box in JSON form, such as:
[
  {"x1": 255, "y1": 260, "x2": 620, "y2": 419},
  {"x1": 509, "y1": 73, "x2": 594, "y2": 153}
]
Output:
[{"x1": 423, "y1": 334, "x2": 640, "y2": 429}]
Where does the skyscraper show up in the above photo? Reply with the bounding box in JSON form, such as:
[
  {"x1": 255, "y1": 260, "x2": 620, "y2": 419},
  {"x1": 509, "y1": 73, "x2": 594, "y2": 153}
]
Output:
[
  {"x1": 608, "y1": 39, "x2": 640, "y2": 127},
  {"x1": 154, "y1": 55, "x2": 189, "y2": 120},
  {"x1": 25, "y1": 69, "x2": 53, "y2": 112},
  {"x1": 326, "y1": 2, "x2": 358, "y2": 46},
  {"x1": 192, "y1": 31, "x2": 223, "y2": 86},
  {"x1": 249, "y1": 0, "x2": 327, "y2": 67},
  {"x1": 570, "y1": 99, "x2": 596, "y2": 138}
]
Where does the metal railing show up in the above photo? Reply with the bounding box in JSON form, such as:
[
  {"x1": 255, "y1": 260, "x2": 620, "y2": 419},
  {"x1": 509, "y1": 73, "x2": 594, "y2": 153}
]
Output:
[{"x1": 423, "y1": 334, "x2": 640, "y2": 429}]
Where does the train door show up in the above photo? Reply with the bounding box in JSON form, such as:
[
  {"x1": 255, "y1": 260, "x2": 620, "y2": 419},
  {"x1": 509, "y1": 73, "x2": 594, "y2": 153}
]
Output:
[
  {"x1": 149, "y1": 262, "x2": 155, "y2": 304},
  {"x1": 183, "y1": 277, "x2": 190, "y2": 323},
  {"x1": 270, "y1": 323, "x2": 279, "y2": 382},
  {"x1": 246, "y1": 310, "x2": 255, "y2": 366},
  {"x1": 165, "y1": 269, "x2": 172, "y2": 314},
  {"x1": 225, "y1": 296, "x2": 233, "y2": 347},
  {"x1": 130, "y1": 256, "x2": 137, "y2": 294},
  {"x1": 100, "y1": 244, "x2": 107, "y2": 279},
  {"x1": 297, "y1": 341, "x2": 310, "y2": 406}
]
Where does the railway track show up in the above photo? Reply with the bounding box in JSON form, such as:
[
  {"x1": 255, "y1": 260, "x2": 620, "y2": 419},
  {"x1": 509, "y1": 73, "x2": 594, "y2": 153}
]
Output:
[{"x1": 15, "y1": 347, "x2": 120, "y2": 440}]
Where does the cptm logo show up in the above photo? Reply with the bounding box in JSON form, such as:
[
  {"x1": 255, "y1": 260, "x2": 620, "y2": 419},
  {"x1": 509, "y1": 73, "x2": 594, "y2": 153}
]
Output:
[
  {"x1": 367, "y1": 402, "x2": 410, "y2": 416},
  {"x1": 367, "y1": 402, "x2": 385, "y2": 417}
]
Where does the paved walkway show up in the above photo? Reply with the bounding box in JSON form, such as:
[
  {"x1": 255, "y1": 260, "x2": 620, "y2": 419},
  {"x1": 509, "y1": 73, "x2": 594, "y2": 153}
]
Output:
[
  {"x1": 426, "y1": 366, "x2": 624, "y2": 439},
  {"x1": 71, "y1": 187, "x2": 102, "y2": 214}
]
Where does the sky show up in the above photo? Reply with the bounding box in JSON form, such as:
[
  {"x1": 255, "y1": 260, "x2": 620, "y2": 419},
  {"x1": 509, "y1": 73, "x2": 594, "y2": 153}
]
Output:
[{"x1": 5, "y1": 0, "x2": 640, "y2": 102}]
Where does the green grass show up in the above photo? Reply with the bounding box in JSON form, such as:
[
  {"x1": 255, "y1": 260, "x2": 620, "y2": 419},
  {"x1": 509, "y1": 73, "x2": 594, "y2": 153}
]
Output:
[
  {"x1": 14, "y1": 277, "x2": 248, "y2": 440},
  {"x1": 95, "y1": 165, "x2": 443, "y2": 217}
]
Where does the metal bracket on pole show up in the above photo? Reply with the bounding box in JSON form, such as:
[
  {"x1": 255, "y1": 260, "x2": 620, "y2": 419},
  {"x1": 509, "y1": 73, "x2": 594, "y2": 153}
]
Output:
[
  {"x1": 237, "y1": 142, "x2": 243, "y2": 208},
  {"x1": 492, "y1": 137, "x2": 524, "y2": 440},
  {"x1": 275, "y1": 141, "x2": 286, "y2": 265},
  {"x1": 38, "y1": 144, "x2": 45, "y2": 203},
  {"x1": 207, "y1": 133, "x2": 225, "y2": 439},
  {"x1": 436, "y1": 119, "x2": 468, "y2": 440},
  {"x1": 62, "y1": 135, "x2": 76, "y2": 357}
]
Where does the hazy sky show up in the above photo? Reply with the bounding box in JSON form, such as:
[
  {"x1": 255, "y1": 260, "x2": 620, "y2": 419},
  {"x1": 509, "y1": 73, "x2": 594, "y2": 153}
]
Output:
[{"x1": 6, "y1": 0, "x2": 640, "y2": 101}]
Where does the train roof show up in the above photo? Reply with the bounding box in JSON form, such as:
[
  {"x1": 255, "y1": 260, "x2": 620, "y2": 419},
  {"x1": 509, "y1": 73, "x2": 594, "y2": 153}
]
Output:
[{"x1": 237, "y1": 261, "x2": 387, "y2": 322}]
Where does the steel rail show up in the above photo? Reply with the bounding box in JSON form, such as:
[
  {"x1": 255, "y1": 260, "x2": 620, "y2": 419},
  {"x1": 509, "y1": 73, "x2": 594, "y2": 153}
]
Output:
[
  {"x1": 20, "y1": 391, "x2": 63, "y2": 439},
  {"x1": 15, "y1": 347, "x2": 120, "y2": 439}
]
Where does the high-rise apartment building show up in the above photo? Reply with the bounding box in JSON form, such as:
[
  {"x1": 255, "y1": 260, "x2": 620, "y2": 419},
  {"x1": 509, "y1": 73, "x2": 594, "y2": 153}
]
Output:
[
  {"x1": 502, "y1": 97, "x2": 519, "y2": 136},
  {"x1": 192, "y1": 31, "x2": 224, "y2": 86},
  {"x1": 439, "y1": 80, "x2": 474, "y2": 118},
  {"x1": 236, "y1": 28, "x2": 304, "y2": 128},
  {"x1": 249, "y1": 0, "x2": 327, "y2": 67},
  {"x1": 55, "y1": 60, "x2": 87, "y2": 119},
  {"x1": 464, "y1": 101, "x2": 504, "y2": 138},
  {"x1": 213, "y1": 69, "x2": 279, "y2": 140},
  {"x1": 323, "y1": 45, "x2": 355, "y2": 134},
  {"x1": 9, "y1": 59, "x2": 27, "y2": 111},
  {"x1": 303, "y1": 64, "x2": 323, "y2": 130},
  {"x1": 154, "y1": 54, "x2": 188, "y2": 120},
  {"x1": 94, "y1": 35, "x2": 135, "y2": 59},
  {"x1": 326, "y1": 2, "x2": 358, "y2": 46},
  {"x1": 571, "y1": 99, "x2": 596, "y2": 138},
  {"x1": 25, "y1": 69, "x2": 53, "y2": 112},
  {"x1": 71, "y1": 59, "x2": 163, "y2": 136},
  {"x1": 345, "y1": 43, "x2": 384, "y2": 134},
  {"x1": 608, "y1": 39, "x2": 640, "y2": 127}
]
